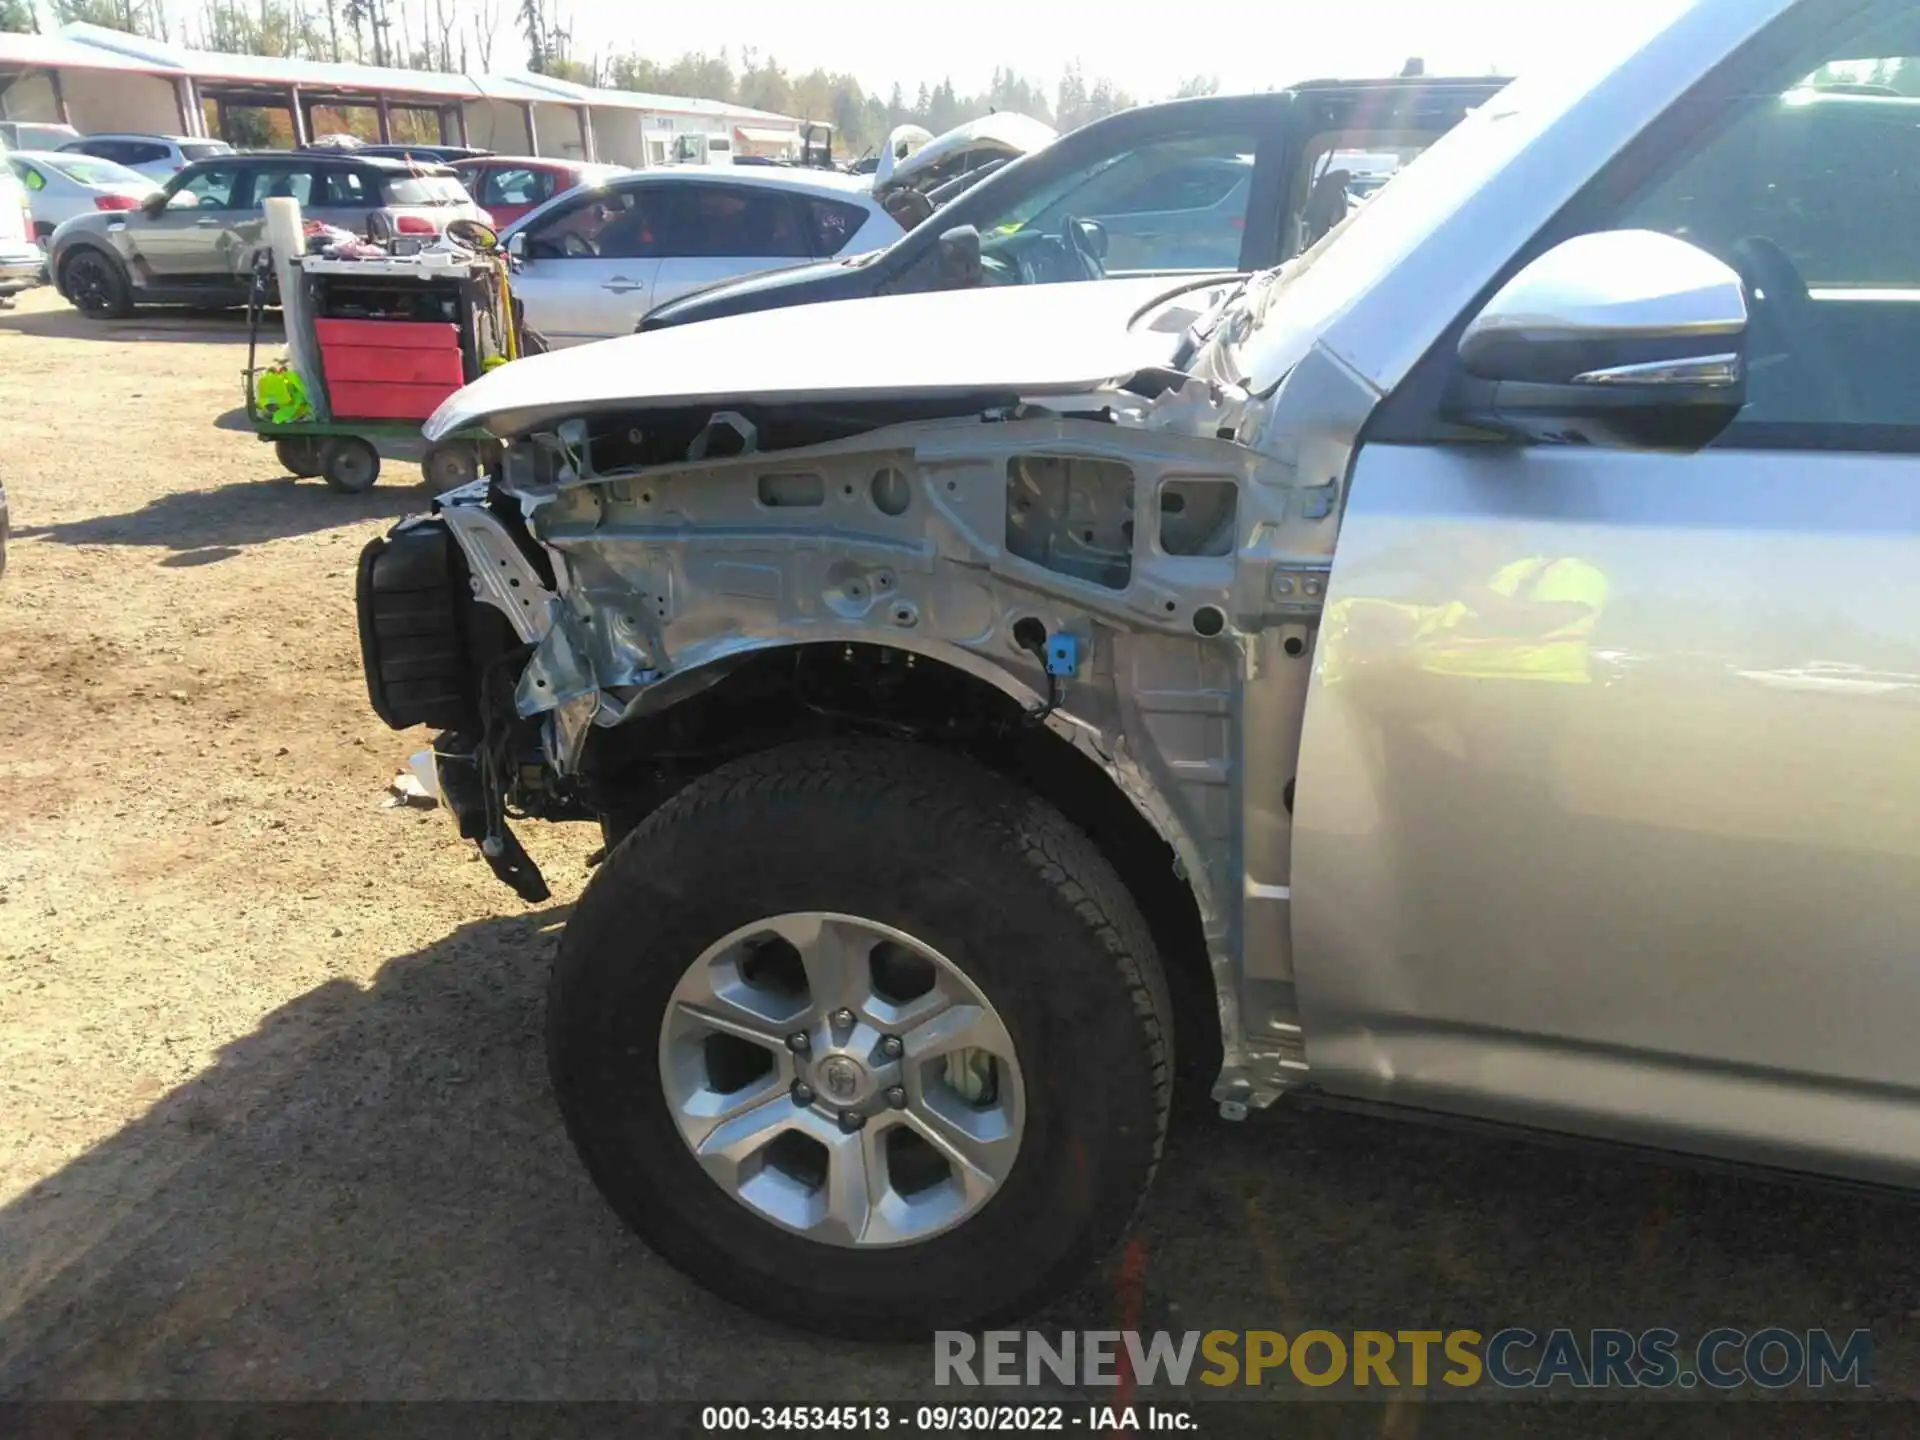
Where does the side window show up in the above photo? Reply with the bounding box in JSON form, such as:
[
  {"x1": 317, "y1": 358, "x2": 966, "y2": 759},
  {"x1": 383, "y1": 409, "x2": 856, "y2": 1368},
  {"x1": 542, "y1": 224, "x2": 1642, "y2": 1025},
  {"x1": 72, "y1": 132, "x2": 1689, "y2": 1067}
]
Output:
[
  {"x1": 317, "y1": 168, "x2": 371, "y2": 207},
  {"x1": 124, "y1": 142, "x2": 170, "y2": 166},
  {"x1": 802, "y1": 196, "x2": 871, "y2": 255},
  {"x1": 75, "y1": 140, "x2": 123, "y2": 163},
  {"x1": 483, "y1": 167, "x2": 550, "y2": 207},
  {"x1": 251, "y1": 167, "x2": 316, "y2": 206},
  {"x1": 654, "y1": 185, "x2": 808, "y2": 258},
  {"x1": 524, "y1": 187, "x2": 660, "y2": 259},
  {"x1": 167, "y1": 166, "x2": 241, "y2": 210},
  {"x1": 1611, "y1": 62, "x2": 1920, "y2": 430}
]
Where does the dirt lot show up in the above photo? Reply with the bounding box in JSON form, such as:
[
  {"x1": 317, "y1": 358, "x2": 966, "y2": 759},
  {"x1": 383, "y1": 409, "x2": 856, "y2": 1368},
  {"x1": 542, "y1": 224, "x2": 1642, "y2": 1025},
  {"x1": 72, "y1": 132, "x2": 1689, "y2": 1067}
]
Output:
[{"x1": 4, "y1": 284, "x2": 1920, "y2": 1409}]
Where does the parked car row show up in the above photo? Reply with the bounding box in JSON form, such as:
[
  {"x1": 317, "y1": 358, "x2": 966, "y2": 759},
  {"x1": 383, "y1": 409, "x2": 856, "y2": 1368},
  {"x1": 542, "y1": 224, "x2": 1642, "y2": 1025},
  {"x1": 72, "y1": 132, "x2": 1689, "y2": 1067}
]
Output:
[
  {"x1": 349, "y1": 0, "x2": 1920, "y2": 1341},
  {"x1": 13, "y1": 92, "x2": 1456, "y2": 330},
  {"x1": 42, "y1": 150, "x2": 489, "y2": 316}
]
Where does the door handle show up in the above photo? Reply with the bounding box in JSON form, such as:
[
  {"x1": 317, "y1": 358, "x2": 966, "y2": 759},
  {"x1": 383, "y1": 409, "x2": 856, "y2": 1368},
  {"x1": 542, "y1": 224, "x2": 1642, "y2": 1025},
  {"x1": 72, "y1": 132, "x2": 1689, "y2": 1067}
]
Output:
[
  {"x1": 196, "y1": 217, "x2": 223, "y2": 227},
  {"x1": 601, "y1": 276, "x2": 645, "y2": 294}
]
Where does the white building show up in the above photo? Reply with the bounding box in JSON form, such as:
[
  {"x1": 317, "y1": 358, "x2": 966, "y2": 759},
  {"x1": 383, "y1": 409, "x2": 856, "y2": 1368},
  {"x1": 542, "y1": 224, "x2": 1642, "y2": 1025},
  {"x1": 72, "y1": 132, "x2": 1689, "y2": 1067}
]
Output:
[{"x1": 0, "y1": 23, "x2": 806, "y2": 166}]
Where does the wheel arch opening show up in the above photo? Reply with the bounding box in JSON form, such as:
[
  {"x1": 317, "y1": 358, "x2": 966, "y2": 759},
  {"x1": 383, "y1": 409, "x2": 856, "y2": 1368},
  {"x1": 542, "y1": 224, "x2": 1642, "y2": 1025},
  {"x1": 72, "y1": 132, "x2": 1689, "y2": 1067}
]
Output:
[{"x1": 581, "y1": 641, "x2": 1224, "y2": 1085}]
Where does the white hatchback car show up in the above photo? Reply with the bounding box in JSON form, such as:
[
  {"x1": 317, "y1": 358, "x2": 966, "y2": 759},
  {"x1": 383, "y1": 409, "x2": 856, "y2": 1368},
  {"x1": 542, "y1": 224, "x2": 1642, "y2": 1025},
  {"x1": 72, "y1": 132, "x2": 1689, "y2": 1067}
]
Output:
[
  {"x1": 8, "y1": 150, "x2": 155, "y2": 243},
  {"x1": 0, "y1": 134, "x2": 43, "y2": 296},
  {"x1": 500, "y1": 168, "x2": 902, "y2": 346}
]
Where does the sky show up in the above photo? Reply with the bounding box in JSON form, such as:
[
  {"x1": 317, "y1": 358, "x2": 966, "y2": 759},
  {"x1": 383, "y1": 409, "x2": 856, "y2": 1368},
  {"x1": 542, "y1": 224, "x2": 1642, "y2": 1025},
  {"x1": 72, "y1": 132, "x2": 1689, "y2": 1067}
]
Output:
[{"x1": 564, "y1": 0, "x2": 1697, "y2": 102}]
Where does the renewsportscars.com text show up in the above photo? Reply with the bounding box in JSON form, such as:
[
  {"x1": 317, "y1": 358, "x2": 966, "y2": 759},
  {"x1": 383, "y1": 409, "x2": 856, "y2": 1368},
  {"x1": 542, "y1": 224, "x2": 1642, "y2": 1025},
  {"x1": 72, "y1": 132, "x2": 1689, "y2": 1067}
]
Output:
[{"x1": 935, "y1": 1327, "x2": 1872, "y2": 1391}]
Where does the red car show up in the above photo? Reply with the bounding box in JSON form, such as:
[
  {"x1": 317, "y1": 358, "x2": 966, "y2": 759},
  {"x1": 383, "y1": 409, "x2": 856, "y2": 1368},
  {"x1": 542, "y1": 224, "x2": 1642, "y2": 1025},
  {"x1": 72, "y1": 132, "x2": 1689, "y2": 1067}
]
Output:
[{"x1": 450, "y1": 157, "x2": 628, "y2": 227}]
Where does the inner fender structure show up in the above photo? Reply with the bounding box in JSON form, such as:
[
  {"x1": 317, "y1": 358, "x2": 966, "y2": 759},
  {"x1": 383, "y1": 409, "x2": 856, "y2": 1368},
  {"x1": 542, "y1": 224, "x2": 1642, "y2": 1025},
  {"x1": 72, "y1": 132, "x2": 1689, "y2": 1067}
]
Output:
[{"x1": 429, "y1": 393, "x2": 1344, "y2": 1111}]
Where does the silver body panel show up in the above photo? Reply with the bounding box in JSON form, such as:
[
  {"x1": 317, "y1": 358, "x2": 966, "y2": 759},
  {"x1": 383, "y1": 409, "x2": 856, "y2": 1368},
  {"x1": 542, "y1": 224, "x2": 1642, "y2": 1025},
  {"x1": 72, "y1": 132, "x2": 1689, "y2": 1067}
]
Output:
[{"x1": 1293, "y1": 443, "x2": 1920, "y2": 1183}]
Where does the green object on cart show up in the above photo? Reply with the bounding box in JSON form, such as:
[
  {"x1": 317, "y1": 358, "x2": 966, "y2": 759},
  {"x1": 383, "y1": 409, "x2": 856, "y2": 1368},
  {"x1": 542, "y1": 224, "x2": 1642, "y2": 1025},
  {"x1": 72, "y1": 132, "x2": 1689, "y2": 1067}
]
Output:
[{"x1": 256, "y1": 364, "x2": 314, "y2": 424}]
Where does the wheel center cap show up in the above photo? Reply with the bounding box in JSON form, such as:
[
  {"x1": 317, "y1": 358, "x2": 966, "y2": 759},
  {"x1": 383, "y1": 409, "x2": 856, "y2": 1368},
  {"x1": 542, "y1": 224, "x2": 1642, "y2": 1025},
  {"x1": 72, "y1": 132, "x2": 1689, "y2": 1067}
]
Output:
[{"x1": 817, "y1": 1054, "x2": 868, "y2": 1103}]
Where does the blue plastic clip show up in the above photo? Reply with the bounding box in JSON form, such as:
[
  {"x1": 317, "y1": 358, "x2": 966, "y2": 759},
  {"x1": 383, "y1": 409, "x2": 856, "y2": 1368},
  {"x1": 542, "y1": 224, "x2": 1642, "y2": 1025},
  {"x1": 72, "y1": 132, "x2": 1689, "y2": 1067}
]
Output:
[{"x1": 1046, "y1": 633, "x2": 1080, "y2": 678}]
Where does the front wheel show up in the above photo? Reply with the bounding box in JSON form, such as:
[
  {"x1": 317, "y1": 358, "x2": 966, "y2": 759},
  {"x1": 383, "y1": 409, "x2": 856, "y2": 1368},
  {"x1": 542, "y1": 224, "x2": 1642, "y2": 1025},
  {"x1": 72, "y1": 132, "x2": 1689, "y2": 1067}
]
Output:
[
  {"x1": 61, "y1": 249, "x2": 131, "y2": 319},
  {"x1": 548, "y1": 740, "x2": 1173, "y2": 1335}
]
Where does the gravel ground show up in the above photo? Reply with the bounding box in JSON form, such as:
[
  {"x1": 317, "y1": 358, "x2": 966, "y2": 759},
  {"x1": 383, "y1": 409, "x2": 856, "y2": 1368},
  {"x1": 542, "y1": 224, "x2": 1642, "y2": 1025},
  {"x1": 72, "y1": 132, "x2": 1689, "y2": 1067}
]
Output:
[{"x1": 2, "y1": 286, "x2": 1918, "y2": 1417}]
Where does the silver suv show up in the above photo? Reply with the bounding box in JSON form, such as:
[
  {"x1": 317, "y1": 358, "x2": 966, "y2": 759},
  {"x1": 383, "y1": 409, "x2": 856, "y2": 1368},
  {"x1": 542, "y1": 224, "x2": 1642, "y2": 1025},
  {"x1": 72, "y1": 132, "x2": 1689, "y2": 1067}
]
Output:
[
  {"x1": 356, "y1": 0, "x2": 1920, "y2": 1337},
  {"x1": 57, "y1": 132, "x2": 233, "y2": 183},
  {"x1": 49, "y1": 152, "x2": 484, "y2": 317}
]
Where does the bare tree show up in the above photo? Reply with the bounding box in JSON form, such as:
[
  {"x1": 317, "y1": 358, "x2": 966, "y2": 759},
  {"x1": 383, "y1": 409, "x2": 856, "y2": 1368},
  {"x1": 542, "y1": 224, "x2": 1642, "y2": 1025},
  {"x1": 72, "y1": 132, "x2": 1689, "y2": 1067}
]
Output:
[
  {"x1": 432, "y1": 0, "x2": 455, "y2": 71},
  {"x1": 467, "y1": 0, "x2": 499, "y2": 70}
]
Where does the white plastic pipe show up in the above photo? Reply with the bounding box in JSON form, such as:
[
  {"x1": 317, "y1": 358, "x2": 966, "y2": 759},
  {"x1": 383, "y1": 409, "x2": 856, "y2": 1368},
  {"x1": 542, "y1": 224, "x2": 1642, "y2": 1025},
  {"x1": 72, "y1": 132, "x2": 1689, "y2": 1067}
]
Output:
[{"x1": 262, "y1": 196, "x2": 328, "y2": 421}]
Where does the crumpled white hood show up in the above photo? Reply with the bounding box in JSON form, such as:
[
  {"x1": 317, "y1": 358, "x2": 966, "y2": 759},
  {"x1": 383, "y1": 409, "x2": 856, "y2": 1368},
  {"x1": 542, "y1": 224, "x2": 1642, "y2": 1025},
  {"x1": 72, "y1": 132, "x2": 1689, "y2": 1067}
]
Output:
[{"x1": 427, "y1": 276, "x2": 1227, "y2": 439}]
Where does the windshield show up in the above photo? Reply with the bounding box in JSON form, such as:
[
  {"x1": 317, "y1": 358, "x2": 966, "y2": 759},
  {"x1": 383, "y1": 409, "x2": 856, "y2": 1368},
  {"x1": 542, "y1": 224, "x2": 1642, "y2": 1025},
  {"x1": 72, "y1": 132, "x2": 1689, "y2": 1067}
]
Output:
[
  {"x1": 49, "y1": 155, "x2": 149, "y2": 188},
  {"x1": 958, "y1": 131, "x2": 1258, "y2": 285}
]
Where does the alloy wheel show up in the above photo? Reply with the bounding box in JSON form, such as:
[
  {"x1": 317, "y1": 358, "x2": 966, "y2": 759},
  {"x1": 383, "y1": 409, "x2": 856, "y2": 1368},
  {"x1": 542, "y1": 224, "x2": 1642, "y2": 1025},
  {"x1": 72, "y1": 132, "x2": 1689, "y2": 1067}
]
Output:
[{"x1": 658, "y1": 912, "x2": 1025, "y2": 1248}]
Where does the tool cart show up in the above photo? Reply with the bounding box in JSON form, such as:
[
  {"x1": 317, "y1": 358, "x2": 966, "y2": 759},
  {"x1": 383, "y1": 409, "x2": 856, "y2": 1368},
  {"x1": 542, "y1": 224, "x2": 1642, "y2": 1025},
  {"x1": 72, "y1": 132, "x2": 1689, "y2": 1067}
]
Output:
[{"x1": 245, "y1": 235, "x2": 531, "y2": 494}]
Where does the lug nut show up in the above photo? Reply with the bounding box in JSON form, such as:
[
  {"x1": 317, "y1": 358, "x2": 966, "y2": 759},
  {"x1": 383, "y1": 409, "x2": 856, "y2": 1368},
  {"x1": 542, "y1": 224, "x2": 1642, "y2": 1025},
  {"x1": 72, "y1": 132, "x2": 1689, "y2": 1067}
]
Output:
[
  {"x1": 831, "y1": 1007, "x2": 856, "y2": 1028},
  {"x1": 880, "y1": 1035, "x2": 904, "y2": 1059},
  {"x1": 787, "y1": 1032, "x2": 810, "y2": 1053},
  {"x1": 792, "y1": 1082, "x2": 815, "y2": 1106},
  {"x1": 838, "y1": 1110, "x2": 866, "y2": 1132},
  {"x1": 886, "y1": 1086, "x2": 907, "y2": 1109}
]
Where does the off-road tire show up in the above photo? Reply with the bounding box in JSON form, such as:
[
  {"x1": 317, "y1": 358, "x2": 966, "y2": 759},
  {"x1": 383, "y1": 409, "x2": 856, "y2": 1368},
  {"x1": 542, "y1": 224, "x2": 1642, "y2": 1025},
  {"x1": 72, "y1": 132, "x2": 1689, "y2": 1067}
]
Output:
[{"x1": 548, "y1": 738, "x2": 1173, "y2": 1336}]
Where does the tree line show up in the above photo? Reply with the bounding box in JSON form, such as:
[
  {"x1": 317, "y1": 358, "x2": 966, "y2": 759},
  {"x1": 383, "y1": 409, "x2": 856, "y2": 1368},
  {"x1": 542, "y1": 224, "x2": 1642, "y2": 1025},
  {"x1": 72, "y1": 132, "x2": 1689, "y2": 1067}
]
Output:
[{"x1": 0, "y1": 0, "x2": 1226, "y2": 158}]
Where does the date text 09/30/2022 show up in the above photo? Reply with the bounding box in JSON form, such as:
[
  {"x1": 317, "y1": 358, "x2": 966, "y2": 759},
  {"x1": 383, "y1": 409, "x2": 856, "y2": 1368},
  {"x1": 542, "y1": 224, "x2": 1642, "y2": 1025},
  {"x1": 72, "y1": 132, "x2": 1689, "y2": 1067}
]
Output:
[{"x1": 701, "y1": 1407, "x2": 1194, "y2": 1433}]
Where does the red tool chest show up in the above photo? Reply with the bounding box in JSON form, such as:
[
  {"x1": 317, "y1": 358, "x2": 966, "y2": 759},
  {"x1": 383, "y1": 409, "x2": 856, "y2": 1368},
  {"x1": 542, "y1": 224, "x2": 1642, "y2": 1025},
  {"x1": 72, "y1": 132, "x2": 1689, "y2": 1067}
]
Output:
[{"x1": 315, "y1": 318, "x2": 464, "y2": 422}]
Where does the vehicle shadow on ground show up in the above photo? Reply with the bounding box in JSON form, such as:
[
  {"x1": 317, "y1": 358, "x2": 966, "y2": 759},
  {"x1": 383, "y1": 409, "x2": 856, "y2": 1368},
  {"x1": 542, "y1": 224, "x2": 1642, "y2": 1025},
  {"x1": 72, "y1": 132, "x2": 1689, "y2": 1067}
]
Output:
[
  {"x1": 0, "y1": 302, "x2": 251, "y2": 344},
  {"x1": 3, "y1": 907, "x2": 1918, "y2": 1409},
  {"x1": 15, "y1": 475, "x2": 431, "y2": 561}
]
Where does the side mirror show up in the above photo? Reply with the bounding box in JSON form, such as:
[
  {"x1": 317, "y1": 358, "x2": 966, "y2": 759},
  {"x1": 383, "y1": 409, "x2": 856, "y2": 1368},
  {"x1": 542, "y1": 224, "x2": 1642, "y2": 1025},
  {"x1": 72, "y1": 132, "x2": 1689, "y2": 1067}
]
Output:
[
  {"x1": 882, "y1": 187, "x2": 935, "y2": 230},
  {"x1": 1446, "y1": 229, "x2": 1747, "y2": 450},
  {"x1": 935, "y1": 224, "x2": 983, "y2": 289},
  {"x1": 506, "y1": 231, "x2": 526, "y2": 258}
]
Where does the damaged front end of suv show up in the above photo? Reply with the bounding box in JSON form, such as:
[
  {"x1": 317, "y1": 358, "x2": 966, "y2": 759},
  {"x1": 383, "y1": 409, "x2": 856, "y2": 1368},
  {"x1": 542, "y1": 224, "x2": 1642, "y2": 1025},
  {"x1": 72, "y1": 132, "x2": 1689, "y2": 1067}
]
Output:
[{"x1": 355, "y1": 272, "x2": 1362, "y2": 1329}]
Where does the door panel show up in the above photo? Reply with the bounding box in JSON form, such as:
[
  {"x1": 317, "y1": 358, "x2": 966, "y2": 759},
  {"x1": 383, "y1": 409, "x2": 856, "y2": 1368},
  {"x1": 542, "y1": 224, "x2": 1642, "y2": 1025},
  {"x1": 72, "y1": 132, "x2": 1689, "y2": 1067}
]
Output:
[
  {"x1": 1292, "y1": 441, "x2": 1920, "y2": 1178},
  {"x1": 650, "y1": 253, "x2": 790, "y2": 309},
  {"x1": 512, "y1": 255, "x2": 662, "y2": 344},
  {"x1": 513, "y1": 185, "x2": 666, "y2": 344},
  {"x1": 133, "y1": 164, "x2": 244, "y2": 282}
]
